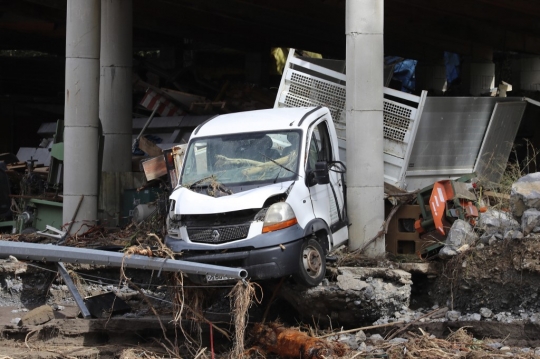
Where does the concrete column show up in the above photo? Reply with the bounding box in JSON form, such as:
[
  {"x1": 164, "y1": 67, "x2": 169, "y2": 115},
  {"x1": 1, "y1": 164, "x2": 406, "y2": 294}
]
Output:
[
  {"x1": 100, "y1": 0, "x2": 132, "y2": 172},
  {"x1": 63, "y1": 0, "x2": 100, "y2": 232},
  {"x1": 518, "y1": 56, "x2": 540, "y2": 91},
  {"x1": 463, "y1": 45, "x2": 495, "y2": 96},
  {"x1": 345, "y1": 0, "x2": 385, "y2": 256},
  {"x1": 415, "y1": 60, "x2": 447, "y2": 95}
]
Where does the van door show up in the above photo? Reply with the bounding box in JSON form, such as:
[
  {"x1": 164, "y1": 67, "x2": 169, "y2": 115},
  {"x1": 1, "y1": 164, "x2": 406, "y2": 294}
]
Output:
[{"x1": 306, "y1": 119, "x2": 347, "y2": 245}]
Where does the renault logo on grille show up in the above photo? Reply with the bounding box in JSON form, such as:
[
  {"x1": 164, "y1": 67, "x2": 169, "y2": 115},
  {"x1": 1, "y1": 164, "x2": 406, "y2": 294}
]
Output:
[{"x1": 211, "y1": 230, "x2": 221, "y2": 242}]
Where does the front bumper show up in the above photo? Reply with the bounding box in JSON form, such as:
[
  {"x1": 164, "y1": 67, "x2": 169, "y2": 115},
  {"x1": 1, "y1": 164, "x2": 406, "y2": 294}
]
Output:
[{"x1": 165, "y1": 224, "x2": 305, "y2": 280}]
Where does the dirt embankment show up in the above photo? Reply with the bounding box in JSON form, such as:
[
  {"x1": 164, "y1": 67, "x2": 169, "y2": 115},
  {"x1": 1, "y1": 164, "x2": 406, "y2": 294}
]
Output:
[{"x1": 433, "y1": 234, "x2": 540, "y2": 313}]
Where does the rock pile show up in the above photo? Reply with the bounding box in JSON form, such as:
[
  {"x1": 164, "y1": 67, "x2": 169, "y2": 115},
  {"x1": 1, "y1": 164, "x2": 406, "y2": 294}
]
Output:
[
  {"x1": 441, "y1": 172, "x2": 540, "y2": 256},
  {"x1": 280, "y1": 267, "x2": 412, "y2": 327},
  {"x1": 511, "y1": 172, "x2": 540, "y2": 219},
  {"x1": 326, "y1": 326, "x2": 540, "y2": 358}
]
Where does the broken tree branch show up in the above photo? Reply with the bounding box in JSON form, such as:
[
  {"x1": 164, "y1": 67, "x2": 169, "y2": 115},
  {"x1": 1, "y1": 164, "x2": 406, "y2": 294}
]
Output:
[
  {"x1": 318, "y1": 321, "x2": 406, "y2": 339},
  {"x1": 386, "y1": 306, "x2": 448, "y2": 341},
  {"x1": 352, "y1": 204, "x2": 402, "y2": 255}
]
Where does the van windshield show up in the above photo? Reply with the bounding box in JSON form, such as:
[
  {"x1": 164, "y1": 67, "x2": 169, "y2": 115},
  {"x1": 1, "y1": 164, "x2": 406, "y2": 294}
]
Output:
[{"x1": 181, "y1": 130, "x2": 301, "y2": 188}]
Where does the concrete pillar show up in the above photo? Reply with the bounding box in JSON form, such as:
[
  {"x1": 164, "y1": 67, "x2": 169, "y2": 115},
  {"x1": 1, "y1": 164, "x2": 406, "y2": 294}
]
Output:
[
  {"x1": 63, "y1": 0, "x2": 100, "y2": 233},
  {"x1": 415, "y1": 60, "x2": 447, "y2": 95},
  {"x1": 245, "y1": 52, "x2": 262, "y2": 83},
  {"x1": 0, "y1": 100, "x2": 14, "y2": 153},
  {"x1": 345, "y1": 0, "x2": 385, "y2": 256},
  {"x1": 100, "y1": 0, "x2": 132, "y2": 172},
  {"x1": 518, "y1": 56, "x2": 540, "y2": 91},
  {"x1": 463, "y1": 45, "x2": 494, "y2": 96}
]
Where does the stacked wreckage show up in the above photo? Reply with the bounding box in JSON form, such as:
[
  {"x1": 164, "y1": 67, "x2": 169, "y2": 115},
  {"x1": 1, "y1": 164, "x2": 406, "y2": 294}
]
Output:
[{"x1": 1, "y1": 48, "x2": 540, "y2": 358}]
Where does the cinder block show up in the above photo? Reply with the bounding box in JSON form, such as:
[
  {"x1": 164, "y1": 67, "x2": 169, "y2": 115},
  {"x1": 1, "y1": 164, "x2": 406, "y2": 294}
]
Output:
[{"x1": 386, "y1": 205, "x2": 426, "y2": 256}]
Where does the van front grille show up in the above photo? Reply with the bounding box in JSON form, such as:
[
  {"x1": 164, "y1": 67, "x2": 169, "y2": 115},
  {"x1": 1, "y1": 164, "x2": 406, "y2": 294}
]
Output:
[{"x1": 187, "y1": 225, "x2": 250, "y2": 244}]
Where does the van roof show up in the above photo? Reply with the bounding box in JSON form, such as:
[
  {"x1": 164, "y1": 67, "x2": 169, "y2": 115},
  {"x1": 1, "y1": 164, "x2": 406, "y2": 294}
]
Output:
[{"x1": 192, "y1": 106, "x2": 328, "y2": 137}]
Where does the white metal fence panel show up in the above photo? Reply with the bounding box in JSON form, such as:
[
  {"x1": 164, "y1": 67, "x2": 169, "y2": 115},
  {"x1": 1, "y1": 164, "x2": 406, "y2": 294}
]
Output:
[{"x1": 275, "y1": 49, "x2": 426, "y2": 189}]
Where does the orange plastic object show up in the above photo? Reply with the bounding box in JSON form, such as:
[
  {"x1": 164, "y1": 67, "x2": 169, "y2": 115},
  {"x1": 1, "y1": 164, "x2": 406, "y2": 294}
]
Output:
[
  {"x1": 429, "y1": 181, "x2": 454, "y2": 236},
  {"x1": 462, "y1": 200, "x2": 479, "y2": 218},
  {"x1": 414, "y1": 219, "x2": 425, "y2": 234}
]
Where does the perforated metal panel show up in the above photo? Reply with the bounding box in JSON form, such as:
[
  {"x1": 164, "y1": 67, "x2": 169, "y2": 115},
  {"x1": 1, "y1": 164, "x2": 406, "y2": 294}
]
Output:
[
  {"x1": 383, "y1": 101, "x2": 412, "y2": 143},
  {"x1": 281, "y1": 69, "x2": 346, "y2": 134},
  {"x1": 290, "y1": 72, "x2": 346, "y2": 100},
  {"x1": 275, "y1": 49, "x2": 426, "y2": 189}
]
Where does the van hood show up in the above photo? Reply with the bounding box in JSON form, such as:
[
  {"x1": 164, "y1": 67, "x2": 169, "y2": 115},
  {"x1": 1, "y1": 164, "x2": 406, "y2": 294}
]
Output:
[{"x1": 170, "y1": 181, "x2": 294, "y2": 214}]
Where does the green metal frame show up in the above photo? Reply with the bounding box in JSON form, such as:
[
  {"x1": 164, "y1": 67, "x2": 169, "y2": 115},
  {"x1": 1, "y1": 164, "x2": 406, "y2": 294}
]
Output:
[{"x1": 26, "y1": 199, "x2": 63, "y2": 231}]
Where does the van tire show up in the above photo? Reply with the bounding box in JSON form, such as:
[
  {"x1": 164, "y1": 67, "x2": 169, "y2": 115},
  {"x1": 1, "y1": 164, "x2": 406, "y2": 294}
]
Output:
[{"x1": 292, "y1": 238, "x2": 326, "y2": 287}]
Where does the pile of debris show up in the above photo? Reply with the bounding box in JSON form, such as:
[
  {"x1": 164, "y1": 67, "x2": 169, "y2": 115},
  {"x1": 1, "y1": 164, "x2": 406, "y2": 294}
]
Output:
[
  {"x1": 1, "y1": 166, "x2": 540, "y2": 359},
  {"x1": 433, "y1": 172, "x2": 540, "y2": 258}
]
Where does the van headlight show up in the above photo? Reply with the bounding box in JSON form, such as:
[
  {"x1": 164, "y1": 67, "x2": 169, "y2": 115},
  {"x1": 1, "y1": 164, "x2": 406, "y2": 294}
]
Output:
[{"x1": 262, "y1": 202, "x2": 298, "y2": 233}]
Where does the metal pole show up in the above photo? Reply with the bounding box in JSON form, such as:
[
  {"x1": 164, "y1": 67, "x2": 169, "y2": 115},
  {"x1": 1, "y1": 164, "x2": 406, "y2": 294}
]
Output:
[
  {"x1": 63, "y1": 0, "x2": 100, "y2": 232},
  {"x1": 59, "y1": 195, "x2": 84, "y2": 244},
  {"x1": 100, "y1": 0, "x2": 133, "y2": 172},
  {"x1": 0, "y1": 241, "x2": 248, "y2": 280},
  {"x1": 345, "y1": 0, "x2": 385, "y2": 256},
  {"x1": 57, "y1": 262, "x2": 92, "y2": 319},
  {"x1": 132, "y1": 105, "x2": 159, "y2": 152}
]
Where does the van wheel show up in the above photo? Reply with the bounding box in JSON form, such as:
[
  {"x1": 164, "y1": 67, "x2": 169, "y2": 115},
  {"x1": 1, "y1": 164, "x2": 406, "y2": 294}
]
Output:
[{"x1": 293, "y1": 238, "x2": 326, "y2": 287}]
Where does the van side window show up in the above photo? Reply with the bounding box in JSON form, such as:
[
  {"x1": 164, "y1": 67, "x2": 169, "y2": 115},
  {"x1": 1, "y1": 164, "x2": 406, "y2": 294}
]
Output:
[
  {"x1": 307, "y1": 120, "x2": 333, "y2": 170},
  {"x1": 307, "y1": 134, "x2": 319, "y2": 170}
]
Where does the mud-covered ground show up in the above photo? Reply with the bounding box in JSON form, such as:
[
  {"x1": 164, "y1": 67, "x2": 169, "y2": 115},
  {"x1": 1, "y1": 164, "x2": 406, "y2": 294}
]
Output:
[{"x1": 2, "y1": 235, "x2": 540, "y2": 358}]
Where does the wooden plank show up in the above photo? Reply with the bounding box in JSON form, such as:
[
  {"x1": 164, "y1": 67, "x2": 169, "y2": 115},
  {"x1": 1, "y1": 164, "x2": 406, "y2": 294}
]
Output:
[
  {"x1": 139, "y1": 136, "x2": 163, "y2": 157},
  {"x1": 484, "y1": 190, "x2": 510, "y2": 201},
  {"x1": 32, "y1": 167, "x2": 49, "y2": 173}
]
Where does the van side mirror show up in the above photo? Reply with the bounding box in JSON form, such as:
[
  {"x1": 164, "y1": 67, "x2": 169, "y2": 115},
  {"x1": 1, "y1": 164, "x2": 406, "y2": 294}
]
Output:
[{"x1": 313, "y1": 161, "x2": 330, "y2": 185}]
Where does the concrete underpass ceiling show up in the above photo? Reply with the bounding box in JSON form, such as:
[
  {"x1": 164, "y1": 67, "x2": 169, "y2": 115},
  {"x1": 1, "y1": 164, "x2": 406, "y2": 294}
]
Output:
[{"x1": 1, "y1": 0, "x2": 540, "y2": 59}]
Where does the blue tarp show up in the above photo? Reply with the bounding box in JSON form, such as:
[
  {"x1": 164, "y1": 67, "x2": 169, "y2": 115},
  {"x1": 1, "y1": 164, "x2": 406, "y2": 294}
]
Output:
[
  {"x1": 393, "y1": 59, "x2": 417, "y2": 93},
  {"x1": 386, "y1": 52, "x2": 460, "y2": 93},
  {"x1": 385, "y1": 56, "x2": 417, "y2": 93},
  {"x1": 444, "y1": 51, "x2": 460, "y2": 85}
]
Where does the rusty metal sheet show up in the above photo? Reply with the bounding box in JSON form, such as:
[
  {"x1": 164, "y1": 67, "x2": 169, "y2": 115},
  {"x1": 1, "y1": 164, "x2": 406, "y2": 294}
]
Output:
[{"x1": 141, "y1": 155, "x2": 167, "y2": 181}]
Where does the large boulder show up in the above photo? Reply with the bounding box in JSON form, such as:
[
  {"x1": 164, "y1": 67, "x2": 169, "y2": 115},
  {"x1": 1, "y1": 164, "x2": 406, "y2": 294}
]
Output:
[
  {"x1": 522, "y1": 208, "x2": 540, "y2": 236},
  {"x1": 477, "y1": 209, "x2": 519, "y2": 235},
  {"x1": 280, "y1": 267, "x2": 411, "y2": 328},
  {"x1": 510, "y1": 172, "x2": 540, "y2": 218},
  {"x1": 439, "y1": 220, "x2": 478, "y2": 259}
]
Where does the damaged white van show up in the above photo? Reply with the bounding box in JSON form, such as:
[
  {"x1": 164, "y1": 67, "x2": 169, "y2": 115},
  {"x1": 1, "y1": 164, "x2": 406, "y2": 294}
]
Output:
[{"x1": 165, "y1": 106, "x2": 348, "y2": 286}]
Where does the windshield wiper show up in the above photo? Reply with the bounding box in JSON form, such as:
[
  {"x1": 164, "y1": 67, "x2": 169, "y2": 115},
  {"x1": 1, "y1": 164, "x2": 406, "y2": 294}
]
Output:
[
  {"x1": 188, "y1": 175, "x2": 214, "y2": 189},
  {"x1": 257, "y1": 151, "x2": 301, "y2": 178},
  {"x1": 273, "y1": 167, "x2": 283, "y2": 183},
  {"x1": 187, "y1": 175, "x2": 233, "y2": 196}
]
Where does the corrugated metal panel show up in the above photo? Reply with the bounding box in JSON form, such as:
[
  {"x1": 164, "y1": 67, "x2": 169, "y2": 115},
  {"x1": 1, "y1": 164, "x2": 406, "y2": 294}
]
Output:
[
  {"x1": 404, "y1": 97, "x2": 525, "y2": 190},
  {"x1": 474, "y1": 101, "x2": 527, "y2": 185}
]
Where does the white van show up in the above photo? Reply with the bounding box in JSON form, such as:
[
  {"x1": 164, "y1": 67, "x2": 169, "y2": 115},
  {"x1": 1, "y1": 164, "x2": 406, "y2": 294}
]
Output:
[{"x1": 165, "y1": 106, "x2": 348, "y2": 286}]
